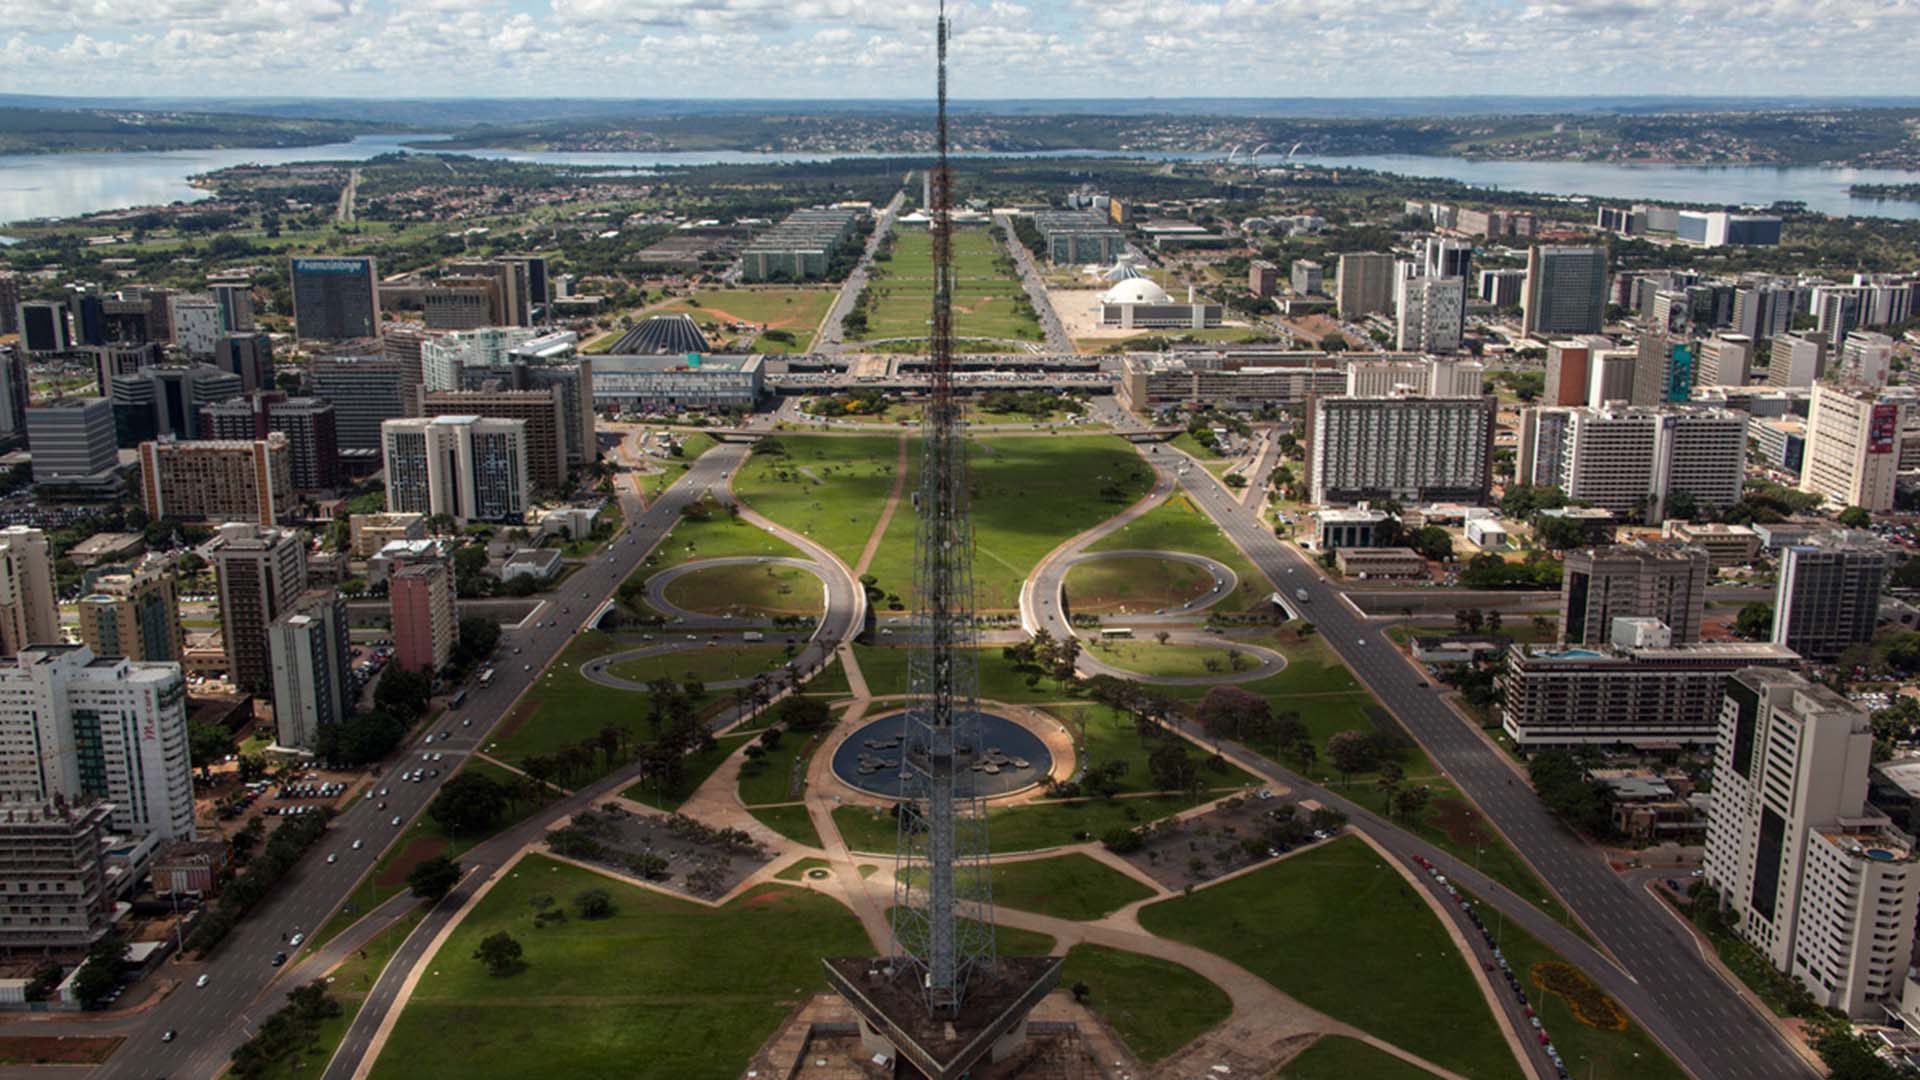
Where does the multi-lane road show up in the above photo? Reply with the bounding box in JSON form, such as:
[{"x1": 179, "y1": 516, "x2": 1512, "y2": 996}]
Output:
[{"x1": 1022, "y1": 424, "x2": 1812, "y2": 1080}]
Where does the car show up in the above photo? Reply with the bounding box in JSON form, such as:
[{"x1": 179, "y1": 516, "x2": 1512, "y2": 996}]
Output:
[
  {"x1": 424, "y1": 735, "x2": 434, "y2": 745},
  {"x1": 196, "y1": 974, "x2": 209, "y2": 988},
  {"x1": 271, "y1": 952, "x2": 287, "y2": 967},
  {"x1": 391, "y1": 816, "x2": 403, "y2": 826},
  {"x1": 524, "y1": 664, "x2": 532, "y2": 671},
  {"x1": 379, "y1": 788, "x2": 389, "y2": 797},
  {"x1": 363, "y1": 789, "x2": 374, "y2": 800},
  {"x1": 326, "y1": 853, "x2": 338, "y2": 864},
  {"x1": 290, "y1": 932, "x2": 305, "y2": 946},
  {"x1": 352, "y1": 838, "x2": 364, "y2": 850},
  {"x1": 462, "y1": 718, "x2": 472, "y2": 727},
  {"x1": 378, "y1": 800, "x2": 388, "y2": 810},
  {"x1": 512, "y1": 647, "x2": 522, "y2": 655},
  {"x1": 163, "y1": 1030, "x2": 176, "y2": 1042}
]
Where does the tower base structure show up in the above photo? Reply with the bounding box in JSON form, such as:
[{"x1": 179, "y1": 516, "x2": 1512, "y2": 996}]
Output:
[{"x1": 822, "y1": 956, "x2": 1060, "y2": 1080}]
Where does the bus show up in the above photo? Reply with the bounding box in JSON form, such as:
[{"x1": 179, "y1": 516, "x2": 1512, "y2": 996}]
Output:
[
  {"x1": 448, "y1": 689, "x2": 468, "y2": 710},
  {"x1": 478, "y1": 668, "x2": 496, "y2": 688},
  {"x1": 1100, "y1": 627, "x2": 1134, "y2": 639}
]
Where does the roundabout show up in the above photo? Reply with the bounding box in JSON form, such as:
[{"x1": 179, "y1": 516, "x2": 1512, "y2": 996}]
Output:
[
  {"x1": 830, "y1": 709, "x2": 1056, "y2": 800},
  {"x1": 642, "y1": 556, "x2": 830, "y2": 622},
  {"x1": 1060, "y1": 548, "x2": 1237, "y2": 618}
]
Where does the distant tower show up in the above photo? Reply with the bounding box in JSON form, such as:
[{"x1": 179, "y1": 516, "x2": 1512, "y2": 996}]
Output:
[{"x1": 825, "y1": 6, "x2": 1060, "y2": 1074}]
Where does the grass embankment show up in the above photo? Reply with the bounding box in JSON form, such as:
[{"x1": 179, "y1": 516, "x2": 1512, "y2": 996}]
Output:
[
  {"x1": 851, "y1": 229, "x2": 1041, "y2": 343},
  {"x1": 1087, "y1": 491, "x2": 1272, "y2": 613},
  {"x1": 731, "y1": 433, "x2": 902, "y2": 569},
  {"x1": 1059, "y1": 945, "x2": 1230, "y2": 1063}
]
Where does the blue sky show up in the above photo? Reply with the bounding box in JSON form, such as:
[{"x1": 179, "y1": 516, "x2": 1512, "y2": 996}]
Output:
[{"x1": 5, "y1": 0, "x2": 1920, "y2": 99}]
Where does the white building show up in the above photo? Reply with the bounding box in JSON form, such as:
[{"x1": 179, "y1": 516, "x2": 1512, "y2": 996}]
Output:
[
  {"x1": 1705, "y1": 668, "x2": 1919, "y2": 1018},
  {"x1": 0, "y1": 645, "x2": 193, "y2": 841},
  {"x1": 1559, "y1": 406, "x2": 1747, "y2": 522},
  {"x1": 268, "y1": 591, "x2": 352, "y2": 750},
  {"x1": 1307, "y1": 395, "x2": 1495, "y2": 506},
  {"x1": 1840, "y1": 331, "x2": 1895, "y2": 387},
  {"x1": 0, "y1": 526, "x2": 59, "y2": 655},
  {"x1": 1800, "y1": 382, "x2": 1911, "y2": 511},
  {"x1": 167, "y1": 295, "x2": 223, "y2": 359},
  {"x1": 1394, "y1": 275, "x2": 1464, "y2": 354},
  {"x1": 1097, "y1": 278, "x2": 1222, "y2": 330},
  {"x1": 420, "y1": 327, "x2": 576, "y2": 391},
  {"x1": 382, "y1": 415, "x2": 530, "y2": 525}
]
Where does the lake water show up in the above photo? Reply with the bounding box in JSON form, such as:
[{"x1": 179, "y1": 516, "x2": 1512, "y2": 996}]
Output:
[{"x1": 1, "y1": 134, "x2": 1918, "y2": 233}]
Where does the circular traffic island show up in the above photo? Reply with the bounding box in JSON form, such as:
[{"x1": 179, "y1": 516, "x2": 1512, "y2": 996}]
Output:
[
  {"x1": 1061, "y1": 550, "x2": 1235, "y2": 617},
  {"x1": 1086, "y1": 637, "x2": 1283, "y2": 684},
  {"x1": 832, "y1": 710, "x2": 1056, "y2": 800},
  {"x1": 649, "y1": 556, "x2": 827, "y2": 620}
]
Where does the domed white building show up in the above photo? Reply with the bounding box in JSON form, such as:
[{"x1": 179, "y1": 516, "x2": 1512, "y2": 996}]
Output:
[{"x1": 1098, "y1": 276, "x2": 1222, "y2": 331}]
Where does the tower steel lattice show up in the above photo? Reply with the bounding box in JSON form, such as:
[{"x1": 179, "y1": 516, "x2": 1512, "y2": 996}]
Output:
[{"x1": 889, "y1": 0, "x2": 997, "y2": 1018}]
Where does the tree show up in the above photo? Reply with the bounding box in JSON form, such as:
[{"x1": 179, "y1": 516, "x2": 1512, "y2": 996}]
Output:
[
  {"x1": 1195, "y1": 685, "x2": 1269, "y2": 741},
  {"x1": 1735, "y1": 602, "x2": 1775, "y2": 640},
  {"x1": 573, "y1": 888, "x2": 616, "y2": 919},
  {"x1": 1147, "y1": 741, "x2": 1201, "y2": 794},
  {"x1": 776, "y1": 694, "x2": 832, "y2": 732},
  {"x1": 473, "y1": 931, "x2": 524, "y2": 976},
  {"x1": 375, "y1": 667, "x2": 432, "y2": 715},
  {"x1": 188, "y1": 720, "x2": 237, "y2": 773},
  {"x1": 429, "y1": 771, "x2": 510, "y2": 836},
  {"x1": 70, "y1": 936, "x2": 128, "y2": 1010},
  {"x1": 1394, "y1": 785, "x2": 1432, "y2": 823},
  {"x1": 455, "y1": 617, "x2": 501, "y2": 665},
  {"x1": 1325, "y1": 730, "x2": 1378, "y2": 787},
  {"x1": 1837, "y1": 505, "x2": 1873, "y2": 530},
  {"x1": 408, "y1": 855, "x2": 461, "y2": 903}
]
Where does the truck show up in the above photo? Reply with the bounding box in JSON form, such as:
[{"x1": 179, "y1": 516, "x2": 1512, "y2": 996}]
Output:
[{"x1": 478, "y1": 668, "x2": 496, "y2": 688}]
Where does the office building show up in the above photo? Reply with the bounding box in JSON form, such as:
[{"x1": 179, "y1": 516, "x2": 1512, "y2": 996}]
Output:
[
  {"x1": 23, "y1": 398, "x2": 118, "y2": 490},
  {"x1": 1424, "y1": 237, "x2": 1473, "y2": 282},
  {"x1": 76, "y1": 556, "x2": 183, "y2": 664},
  {"x1": 211, "y1": 282, "x2": 254, "y2": 333},
  {"x1": 390, "y1": 561, "x2": 456, "y2": 676},
  {"x1": 1544, "y1": 339, "x2": 1597, "y2": 406},
  {"x1": 205, "y1": 523, "x2": 308, "y2": 695},
  {"x1": 1632, "y1": 334, "x2": 1695, "y2": 405},
  {"x1": 291, "y1": 256, "x2": 380, "y2": 341},
  {"x1": 1306, "y1": 395, "x2": 1495, "y2": 506},
  {"x1": 0, "y1": 346, "x2": 26, "y2": 439},
  {"x1": 1479, "y1": 268, "x2": 1525, "y2": 309},
  {"x1": 1501, "y1": 625, "x2": 1797, "y2": 748},
  {"x1": 1800, "y1": 382, "x2": 1909, "y2": 511},
  {"x1": 382, "y1": 415, "x2": 530, "y2": 525},
  {"x1": 1752, "y1": 417, "x2": 1807, "y2": 475},
  {"x1": 1586, "y1": 347, "x2": 1637, "y2": 407},
  {"x1": 1662, "y1": 522, "x2": 1762, "y2": 570},
  {"x1": 591, "y1": 354, "x2": 763, "y2": 413},
  {"x1": 498, "y1": 255, "x2": 551, "y2": 314},
  {"x1": 1394, "y1": 275, "x2": 1464, "y2": 354},
  {"x1": 168, "y1": 295, "x2": 222, "y2": 358},
  {"x1": 1561, "y1": 543, "x2": 1709, "y2": 645},
  {"x1": 1345, "y1": 358, "x2": 1481, "y2": 399},
  {"x1": 16, "y1": 302, "x2": 68, "y2": 355},
  {"x1": 0, "y1": 645, "x2": 193, "y2": 841},
  {"x1": 740, "y1": 207, "x2": 864, "y2": 280},
  {"x1": 1697, "y1": 333, "x2": 1755, "y2": 387},
  {"x1": 421, "y1": 388, "x2": 567, "y2": 491},
  {"x1": 90, "y1": 343, "x2": 158, "y2": 400},
  {"x1": 1516, "y1": 406, "x2": 1574, "y2": 488},
  {"x1": 0, "y1": 527, "x2": 59, "y2": 656},
  {"x1": 1028, "y1": 210, "x2": 1124, "y2": 266},
  {"x1": 1290, "y1": 259, "x2": 1324, "y2": 296},
  {"x1": 1733, "y1": 286, "x2": 1795, "y2": 341},
  {"x1": 1840, "y1": 331, "x2": 1895, "y2": 387},
  {"x1": 207, "y1": 396, "x2": 342, "y2": 494},
  {"x1": 1249, "y1": 260, "x2": 1279, "y2": 298},
  {"x1": 1558, "y1": 406, "x2": 1747, "y2": 521},
  {"x1": 1097, "y1": 279, "x2": 1222, "y2": 330},
  {"x1": 0, "y1": 274, "x2": 17, "y2": 335},
  {"x1": 1772, "y1": 533, "x2": 1894, "y2": 663},
  {"x1": 138, "y1": 435, "x2": 292, "y2": 525},
  {"x1": 267, "y1": 590, "x2": 351, "y2": 750},
  {"x1": 1767, "y1": 332, "x2": 1828, "y2": 389},
  {"x1": 310, "y1": 354, "x2": 417, "y2": 453},
  {"x1": 1676, "y1": 212, "x2": 1783, "y2": 248},
  {"x1": 1522, "y1": 245, "x2": 1608, "y2": 337},
  {"x1": 213, "y1": 333, "x2": 274, "y2": 393},
  {"x1": 0, "y1": 801, "x2": 114, "y2": 952},
  {"x1": 111, "y1": 364, "x2": 244, "y2": 446},
  {"x1": 1705, "y1": 669, "x2": 1918, "y2": 1018},
  {"x1": 1335, "y1": 252, "x2": 1396, "y2": 319},
  {"x1": 420, "y1": 327, "x2": 565, "y2": 391}
]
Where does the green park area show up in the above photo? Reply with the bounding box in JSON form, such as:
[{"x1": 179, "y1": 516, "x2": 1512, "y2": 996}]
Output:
[
  {"x1": 850, "y1": 643, "x2": 1081, "y2": 704},
  {"x1": 850, "y1": 229, "x2": 1042, "y2": 343},
  {"x1": 1085, "y1": 638, "x2": 1259, "y2": 678},
  {"x1": 247, "y1": 909, "x2": 429, "y2": 1080},
  {"x1": 659, "y1": 561, "x2": 825, "y2": 618},
  {"x1": 1280, "y1": 1036, "x2": 1441, "y2": 1080},
  {"x1": 1139, "y1": 836, "x2": 1524, "y2": 1080},
  {"x1": 1059, "y1": 945, "x2": 1231, "y2": 1063},
  {"x1": 731, "y1": 434, "x2": 902, "y2": 568},
  {"x1": 864, "y1": 434, "x2": 1153, "y2": 611},
  {"x1": 982, "y1": 853, "x2": 1155, "y2": 921},
  {"x1": 749, "y1": 804, "x2": 823, "y2": 847},
  {"x1": 834, "y1": 794, "x2": 1214, "y2": 856},
  {"x1": 737, "y1": 727, "x2": 824, "y2": 806},
  {"x1": 646, "y1": 287, "x2": 837, "y2": 353},
  {"x1": 1063, "y1": 554, "x2": 1216, "y2": 615},
  {"x1": 617, "y1": 500, "x2": 808, "y2": 619},
  {"x1": 606, "y1": 643, "x2": 796, "y2": 689},
  {"x1": 1087, "y1": 492, "x2": 1270, "y2": 612},
  {"x1": 367, "y1": 857, "x2": 871, "y2": 1080}
]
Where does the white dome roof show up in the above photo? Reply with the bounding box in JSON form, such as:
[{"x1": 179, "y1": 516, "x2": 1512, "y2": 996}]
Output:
[{"x1": 1101, "y1": 278, "x2": 1173, "y2": 305}]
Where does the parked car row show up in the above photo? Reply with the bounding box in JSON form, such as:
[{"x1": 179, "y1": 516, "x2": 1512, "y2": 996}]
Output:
[{"x1": 276, "y1": 782, "x2": 345, "y2": 800}]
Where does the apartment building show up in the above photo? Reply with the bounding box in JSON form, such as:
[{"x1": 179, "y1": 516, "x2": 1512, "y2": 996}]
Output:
[
  {"x1": 205, "y1": 524, "x2": 308, "y2": 695},
  {"x1": 1772, "y1": 532, "x2": 1894, "y2": 663},
  {"x1": 267, "y1": 590, "x2": 351, "y2": 750},
  {"x1": 1800, "y1": 382, "x2": 1911, "y2": 511},
  {"x1": 1561, "y1": 542, "x2": 1710, "y2": 645},
  {"x1": 76, "y1": 555, "x2": 183, "y2": 663},
  {"x1": 1306, "y1": 395, "x2": 1495, "y2": 506},
  {"x1": 390, "y1": 561, "x2": 457, "y2": 676},
  {"x1": 138, "y1": 434, "x2": 293, "y2": 525},
  {"x1": 381, "y1": 415, "x2": 530, "y2": 525},
  {"x1": 0, "y1": 527, "x2": 59, "y2": 656}
]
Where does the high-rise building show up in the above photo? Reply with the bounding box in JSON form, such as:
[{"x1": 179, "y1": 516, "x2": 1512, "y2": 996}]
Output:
[
  {"x1": 213, "y1": 333, "x2": 274, "y2": 393},
  {"x1": 138, "y1": 434, "x2": 292, "y2": 524},
  {"x1": 0, "y1": 644, "x2": 194, "y2": 841},
  {"x1": 420, "y1": 327, "x2": 554, "y2": 391},
  {"x1": 1334, "y1": 252, "x2": 1395, "y2": 318},
  {"x1": 445, "y1": 260, "x2": 532, "y2": 327},
  {"x1": 498, "y1": 254, "x2": 552, "y2": 314},
  {"x1": 168, "y1": 294, "x2": 223, "y2": 359},
  {"x1": 1733, "y1": 286, "x2": 1794, "y2": 342},
  {"x1": 1800, "y1": 382, "x2": 1910, "y2": 511},
  {"x1": 420, "y1": 388, "x2": 567, "y2": 490},
  {"x1": 1516, "y1": 406, "x2": 1574, "y2": 488},
  {"x1": 1290, "y1": 259, "x2": 1323, "y2": 296},
  {"x1": 1705, "y1": 668, "x2": 1918, "y2": 1019},
  {"x1": 381, "y1": 415, "x2": 530, "y2": 524},
  {"x1": 0, "y1": 346, "x2": 28, "y2": 439},
  {"x1": 1559, "y1": 406, "x2": 1747, "y2": 521},
  {"x1": 1696, "y1": 333, "x2": 1755, "y2": 387},
  {"x1": 1560, "y1": 542, "x2": 1710, "y2": 644},
  {"x1": 0, "y1": 274, "x2": 19, "y2": 335},
  {"x1": 24, "y1": 397, "x2": 118, "y2": 489},
  {"x1": 291, "y1": 256, "x2": 380, "y2": 341},
  {"x1": 265, "y1": 397, "x2": 340, "y2": 493},
  {"x1": 0, "y1": 527, "x2": 59, "y2": 655},
  {"x1": 1522, "y1": 245, "x2": 1608, "y2": 337},
  {"x1": 1586, "y1": 347, "x2": 1637, "y2": 407},
  {"x1": 76, "y1": 555, "x2": 184, "y2": 663},
  {"x1": 91, "y1": 343, "x2": 158, "y2": 400},
  {"x1": 1544, "y1": 338, "x2": 1597, "y2": 405},
  {"x1": 1394, "y1": 275, "x2": 1464, "y2": 353},
  {"x1": 1631, "y1": 334, "x2": 1696, "y2": 405},
  {"x1": 111, "y1": 364, "x2": 244, "y2": 445},
  {"x1": 0, "y1": 801, "x2": 115, "y2": 951},
  {"x1": 1306, "y1": 395, "x2": 1495, "y2": 506},
  {"x1": 1767, "y1": 332, "x2": 1827, "y2": 389},
  {"x1": 1479, "y1": 268, "x2": 1525, "y2": 309},
  {"x1": 1772, "y1": 533, "x2": 1894, "y2": 663},
  {"x1": 310, "y1": 354, "x2": 417, "y2": 453},
  {"x1": 268, "y1": 590, "x2": 351, "y2": 750},
  {"x1": 1424, "y1": 237, "x2": 1473, "y2": 281},
  {"x1": 390, "y1": 561, "x2": 457, "y2": 676},
  {"x1": 1249, "y1": 260, "x2": 1279, "y2": 298},
  {"x1": 1840, "y1": 331, "x2": 1896, "y2": 387},
  {"x1": 16, "y1": 301, "x2": 69, "y2": 355},
  {"x1": 211, "y1": 283, "x2": 255, "y2": 334},
  {"x1": 206, "y1": 523, "x2": 308, "y2": 695}
]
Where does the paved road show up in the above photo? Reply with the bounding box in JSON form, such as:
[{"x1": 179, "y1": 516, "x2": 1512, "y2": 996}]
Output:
[
  {"x1": 994, "y1": 211, "x2": 1074, "y2": 352},
  {"x1": 1023, "y1": 432, "x2": 1811, "y2": 1080},
  {"x1": 816, "y1": 188, "x2": 907, "y2": 353}
]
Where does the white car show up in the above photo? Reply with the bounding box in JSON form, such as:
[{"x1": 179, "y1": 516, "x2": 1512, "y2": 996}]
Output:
[
  {"x1": 352, "y1": 839, "x2": 364, "y2": 850},
  {"x1": 289, "y1": 933, "x2": 305, "y2": 946},
  {"x1": 196, "y1": 974, "x2": 209, "y2": 988},
  {"x1": 326, "y1": 853, "x2": 338, "y2": 864},
  {"x1": 391, "y1": 816, "x2": 403, "y2": 826}
]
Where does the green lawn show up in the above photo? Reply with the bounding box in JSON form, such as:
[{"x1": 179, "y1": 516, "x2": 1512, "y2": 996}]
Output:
[
  {"x1": 751, "y1": 804, "x2": 824, "y2": 848},
  {"x1": 1085, "y1": 639, "x2": 1255, "y2": 678},
  {"x1": 1059, "y1": 945, "x2": 1230, "y2": 1064},
  {"x1": 852, "y1": 229, "x2": 1041, "y2": 343},
  {"x1": 1138, "y1": 836, "x2": 1523, "y2": 1080},
  {"x1": 1044, "y1": 702, "x2": 1256, "y2": 796},
  {"x1": 834, "y1": 794, "x2": 1213, "y2": 856},
  {"x1": 648, "y1": 288, "x2": 837, "y2": 353},
  {"x1": 659, "y1": 561, "x2": 825, "y2": 618},
  {"x1": 488, "y1": 633, "x2": 711, "y2": 768},
  {"x1": 987, "y1": 853, "x2": 1156, "y2": 921},
  {"x1": 1169, "y1": 432, "x2": 1225, "y2": 460},
  {"x1": 1459, "y1": 888, "x2": 1688, "y2": 1080},
  {"x1": 863, "y1": 435, "x2": 1153, "y2": 611},
  {"x1": 1281, "y1": 1036, "x2": 1441, "y2": 1080},
  {"x1": 802, "y1": 656, "x2": 851, "y2": 698},
  {"x1": 737, "y1": 730, "x2": 822, "y2": 806},
  {"x1": 732, "y1": 434, "x2": 902, "y2": 569},
  {"x1": 620, "y1": 733, "x2": 750, "y2": 812},
  {"x1": 1088, "y1": 491, "x2": 1271, "y2": 612},
  {"x1": 850, "y1": 643, "x2": 1082, "y2": 705},
  {"x1": 1064, "y1": 554, "x2": 1216, "y2": 615},
  {"x1": 367, "y1": 857, "x2": 872, "y2": 1080},
  {"x1": 606, "y1": 644, "x2": 796, "y2": 688},
  {"x1": 774, "y1": 857, "x2": 831, "y2": 882}
]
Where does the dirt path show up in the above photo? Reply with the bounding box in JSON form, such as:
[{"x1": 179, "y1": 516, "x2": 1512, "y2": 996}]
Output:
[{"x1": 852, "y1": 433, "x2": 909, "y2": 579}]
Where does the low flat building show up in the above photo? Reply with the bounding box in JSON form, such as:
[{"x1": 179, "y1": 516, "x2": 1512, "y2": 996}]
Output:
[
  {"x1": 67, "y1": 532, "x2": 145, "y2": 568},
  {"x1": 349, "y1": 512, "x2": 427, "y2": 558},
  {"x1": 1333, "y1": 547, "x2": 1427, "y2": 579},
  {"x1": 1662, "y1": 522, "x2": 1761, "y2": 569},
  {"x1": 591, "y1": 355, "x2": 763, "y2": 413},
  {"x1": 499, "y1": 548, "x2": 562, "y2": 583},
  {"x1": 1312, "y1": 506, "x2": 1392, "y2": 550},
  {"x1": 739, "y1": 207, "x2": 862, "y2": 282}
]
